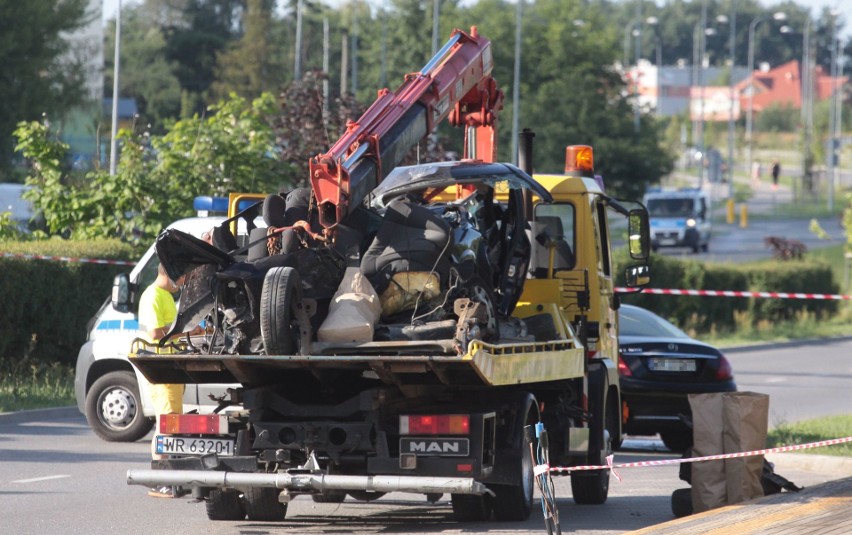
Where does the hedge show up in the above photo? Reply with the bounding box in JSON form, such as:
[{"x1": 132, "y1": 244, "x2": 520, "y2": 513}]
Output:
[
  {"x1": 615, "y1": 251, "x2": 839, "y2": 335},
  {"x1": 0, "y1": 238, "x2": 137, "y2": 365}
]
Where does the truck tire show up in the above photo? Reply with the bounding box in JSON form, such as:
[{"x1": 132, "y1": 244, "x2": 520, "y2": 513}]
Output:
[
  {"x1": 451, "y1": 493, "x2": 493, "y2": 522},
  {"x1": 84, "y1": 371, "x2": 153, "y2": 442},
  {"x1": 260, "y1": 266, "x2": 300, "y2": 355},
  {"x1": 243, "y1": 487, "x2": 287, "y2": 521},
  {"x1": 571, "y1": 371, "x2": 612, "y2": 505},
  {"x1": 312, "y1": 491, "x2": 346, "y2": 503},
  {"x1": 491, "y1": 393, "x2": 538, "y2": 521},
  {"x1": 205, "y1": 489, "x2": 245, "y2": 521}
]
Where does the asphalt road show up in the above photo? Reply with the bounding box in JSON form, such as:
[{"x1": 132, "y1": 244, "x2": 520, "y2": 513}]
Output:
[{"x1": 2, "y1": 338, "x2": 850, "y2": 534}]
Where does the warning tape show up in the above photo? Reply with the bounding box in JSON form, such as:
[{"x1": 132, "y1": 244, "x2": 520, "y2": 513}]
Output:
[
  {"x1": 616, "y1": 287, "x2": 852, "y2": 301},
  {"x1": 544, "y1": 436, "x2": 852, "y2": 480},
  {"x1": 1, "y1": 252, "x2": 136, "y2": 266}
]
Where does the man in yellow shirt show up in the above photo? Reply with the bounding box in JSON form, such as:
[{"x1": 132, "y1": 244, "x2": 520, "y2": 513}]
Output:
[{"x1": 139, "y1": 261, "x2": 199, "y2": 498}]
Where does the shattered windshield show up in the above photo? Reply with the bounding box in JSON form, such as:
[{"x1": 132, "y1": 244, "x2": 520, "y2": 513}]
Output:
[{"x1": 369, "y1": 161, "x2": 551, "y2": 208}]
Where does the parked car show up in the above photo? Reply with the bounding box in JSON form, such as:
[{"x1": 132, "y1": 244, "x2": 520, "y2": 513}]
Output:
[{"x1": 617, "y1": 304, "x2": 736, "y2": 452}]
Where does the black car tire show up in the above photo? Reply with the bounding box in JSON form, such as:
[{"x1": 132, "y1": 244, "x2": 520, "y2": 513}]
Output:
[
  {"x1": 491, "y1": 393, "x2": 538, "y2": 521},
  {"x1": 312, "y1": 491, "x2": 347, "y2": 503},
  {"x1": 347, "y1": 490, "x2": 386, "y2": 502},
  {"x1": 661, "y1": 430, "x2": 693, "y2": 453},
  {"x1": 205, "y1": 489, "x2": 245, "y2": 521},
  {"x1": 243, "y1": 487, "x2": 287, "y2": 521},
  {"x1": 85, "y1": 371, "x2": 154, "y2": 442},
  {"x1": 260, "y1": 266, "x2": 300, "y2": 355}
]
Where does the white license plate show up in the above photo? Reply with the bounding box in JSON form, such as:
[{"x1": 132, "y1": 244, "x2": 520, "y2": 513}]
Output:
[
  {"x1": 155, "y1": 435, "x2": 235, "y2": 456},
  {"x1": 659, "y1": 238, "x2": 677, "y2": 246},
  {"x1": 648, "y1": 358, "x2": 696, "y2": 372}
]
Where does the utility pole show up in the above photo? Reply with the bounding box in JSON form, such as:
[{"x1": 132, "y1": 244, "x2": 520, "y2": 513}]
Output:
[
  {"x1": 294, "y1": 0, "x2": 303, "y2": 81},
  {"x1": 109, "y1": 0, "x2": 122, "y2": 176},
  {"x1": 432, "y1": 0, "x2": 440, "y2": 56},
  {"x1": 511, "y1": 0, "x2": 523, "y2": 165},
  {"x1": 726, "y1": 0, "x2": 736, "y2": 199},
  {"x1": 322, "y1": 18, "x2": 329, "y2": 112}
]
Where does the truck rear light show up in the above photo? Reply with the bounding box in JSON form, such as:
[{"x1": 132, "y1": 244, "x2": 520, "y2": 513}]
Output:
[
  {"x1": 159, "y1": 414, "x2": 228, "y2": 435},
  {"x1": 400, "y1": 415, "x2": 470, "y2": 435},
  {"x1": 456, "y1": 463, "x2": 473, "y2": 472}
]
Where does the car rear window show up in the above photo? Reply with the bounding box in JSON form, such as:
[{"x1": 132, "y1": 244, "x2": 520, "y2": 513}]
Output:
[{"x1": 619, "y1": 306, "x2": 689, "y2": 338}]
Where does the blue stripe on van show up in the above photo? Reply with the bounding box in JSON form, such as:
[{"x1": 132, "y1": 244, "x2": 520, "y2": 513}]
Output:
[
  {"x1": 96, "y1": 320, "x2": 122, "y2": 330},
  {"x1": 123, "y1": 319, "x2": 139, "y2": 330}
]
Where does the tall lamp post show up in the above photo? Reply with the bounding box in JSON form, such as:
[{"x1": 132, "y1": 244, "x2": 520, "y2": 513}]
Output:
[
  {"x1": 781, "y1": 18, "x2": 812, "y2": 199},
  {"x1": 645, "y1": 17, "x2": 662, "y2": 118},
  {"x1": 724, "y1": 5, "x2": 736, "y2": 200},
  {"x1": 745, "y1": 11, "x2": 787, "y2": 179},
  {"x1": 109, "y1": 0, "x2": 122, "y2": 176}
]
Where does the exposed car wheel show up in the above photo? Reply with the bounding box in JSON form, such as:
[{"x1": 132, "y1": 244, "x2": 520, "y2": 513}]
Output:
[
  {"x1": 571, "y1": 377, "x2": 612, "y2": 505},
  {"x1": 701, "y1": 242, "x2": 709, "y2": 253},
  {"x1": 243, "y1": 487, "x2": 287, "y2": 521},
  {"x1": 451, "y1": 493, "x2": 493, "y2": 522},
  {"x1": 205, "y1": 489, "x2": 245, "y2": 521},
  {"x1": 491, "y1": 393, "x2": 538, "y2": 521},
  {"x1": 85, "y1": 371, "x2": 154, "y2": 442},
  {"x1": 347, "y1": 490, "x2": 386, "y2": 502},
  {"x1": 260, "y1": 266, "x2": 301, "y2": 355},
  {"x1": 661, "y1": 430, "x2": 693, "y2": 453}
]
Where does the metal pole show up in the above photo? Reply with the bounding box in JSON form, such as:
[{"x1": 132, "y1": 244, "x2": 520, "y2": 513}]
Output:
[
  {"x1": 511, "y1": 0, "x2": 523, "y2": 165},
  {"x1": 322, "y1": 18, "x2": 329, "y2": 111},
  {"x1": 692, "y1": 22, "x2": 700, "y2": 154},
  {"x1": 351, "y1": 2, "x2": 358, "y2": 95},
  {"x1": 109, "y1": 0, "x2": 121, "y2": 176},
  {"x1": 827, "y1": 18, "x2": 838, "y2": 212},
  {"x1": 634, "y1": 1, "x2": 642, "y2": 133},
  {"x1": 745, "y1": 17, "x2": 763, "y2": 183},
  {"x1": 727, "y1": 0, "x2": 736, "y2": 198},
  {"x1": 432, "y1": 0, "x2": 440, "y2": 56},
  {"x1": 801, "y1": 18, "x2": 811, "y2": 197},
  {"x1": 655, "y1": 38, "x2": 662, "y2": 118},
  {"x1": 294, "y1": 0, "x2": 303, "y2": 81},
  {"x1": 698, "y1": 0, "x2": 707, "y2": 188}
]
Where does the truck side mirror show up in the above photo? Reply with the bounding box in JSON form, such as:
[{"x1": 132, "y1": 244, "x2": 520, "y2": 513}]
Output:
[
  {"x1": 111, "y1": 273, "x2": 135, "y2": 313},
  {"x1": 625, "y1": 264, "x2": 650, "y2": 288},
  {"x1": 628, "y1": 209, "x2": 650, "y2": 260}
]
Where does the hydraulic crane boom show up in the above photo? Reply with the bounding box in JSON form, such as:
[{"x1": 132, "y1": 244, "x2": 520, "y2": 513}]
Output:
[{"x1": 309, "y1": 26, "x2": 504, "y2": 229}]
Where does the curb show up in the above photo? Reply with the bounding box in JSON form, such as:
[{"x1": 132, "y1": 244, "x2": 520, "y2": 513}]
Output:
[
  {"x1": 0, "y1": 406, "x2": 79, "y2": 424},
  {"x1": 768, "y1": 452, "x2": 852, "y2": 477},
  {"x1": 719, "y1": 334, "x2": 852, "y2": 354}
]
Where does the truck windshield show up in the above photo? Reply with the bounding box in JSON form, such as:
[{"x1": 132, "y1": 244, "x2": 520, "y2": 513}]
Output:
[{"x1": 646, "y1": 198, "x2": 694, "y2": 218}]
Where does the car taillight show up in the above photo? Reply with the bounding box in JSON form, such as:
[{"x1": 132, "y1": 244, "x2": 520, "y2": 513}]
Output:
[
  {"x1": 617, "y1": 354, "x2": 632, "y2": 377},
  {"x1": 159, "y1": 414, "x2": 228, "y2": 435},
  {"x1": 716, "y1": 354, "x2": 733, "y2": 380},
  {"x1": 400, "y1": 415, "x2": 469, "y2": 435}
]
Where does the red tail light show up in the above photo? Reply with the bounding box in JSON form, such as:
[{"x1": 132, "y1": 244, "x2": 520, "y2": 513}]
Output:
[
  {"x1": 715, "y1": 354, "x2": 733, "y2": 380},
  {"x1": 400, "y1": 415, "x2": 470, "y2": 435},
  {"x1": 159, "y1": 414, "x2": 228, "y2": 435},
  {"x1": 617, "y1": 354, "x2": 632, "y2": 377}
]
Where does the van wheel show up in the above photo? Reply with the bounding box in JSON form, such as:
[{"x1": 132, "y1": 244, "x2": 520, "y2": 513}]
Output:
[
  {"x1": 85, "y1": 371, "x2": 153, "y2": 442},
  {"x1": 491, "y1": 393, "x2": 538, "y2": 521},
  {"x1": 260, "y1": 267, "x2": 301, "y2": 355}
]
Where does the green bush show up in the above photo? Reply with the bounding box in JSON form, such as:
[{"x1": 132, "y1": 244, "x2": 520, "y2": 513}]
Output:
[
  {"x1": 615, "y1": 251, "x2": 839, "y2": 335},
  {"x1": 0, "y1": 238, "x2": 137, "y2": 365}
]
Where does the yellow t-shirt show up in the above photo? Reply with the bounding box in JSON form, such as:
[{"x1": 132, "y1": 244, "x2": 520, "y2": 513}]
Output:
[{"x1": 138, "y1": 283, "x2": 184, "y2": 415}]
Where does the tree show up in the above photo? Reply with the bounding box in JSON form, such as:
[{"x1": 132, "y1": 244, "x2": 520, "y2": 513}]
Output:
[
  {"x1": 0, "y1": 0, "x2": 90, "y2": 176},
  {"x1": 213, "y1": 0, "x2": 284, "y2": 100}
]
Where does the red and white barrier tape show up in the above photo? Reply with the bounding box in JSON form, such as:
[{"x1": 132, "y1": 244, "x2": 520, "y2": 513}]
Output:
[
  {"x1": 544, "y1": 436, "x2": 852, "y2": 480},
  {"x1": 1, "y1": 252, "x2": 136, "y2": 266},
  {"x1": 616, "y1": 287, "x2": 852, "y2": 301}
]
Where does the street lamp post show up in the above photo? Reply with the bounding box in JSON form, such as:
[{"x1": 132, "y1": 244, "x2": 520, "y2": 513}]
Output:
[
  {"x1": 109, "y1": 0, "x2": 122, "y2": 176},
  {"x1": 781, "y1": 18, "x2": 813, "y2": 199},
  {"x1": 746, "y1": 12, "x2": 787, "y2": 180},
  {"x1": 725, "y1": 5, "x2": 736, "y2": 200},
  {"x1": 645, "y1": 17, "x2": 662, "y2": 118}
]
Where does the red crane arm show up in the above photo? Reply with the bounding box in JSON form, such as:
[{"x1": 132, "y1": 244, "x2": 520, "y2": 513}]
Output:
[{"x1": 309, "y1": 27, "x2": 504, "y2": 228}]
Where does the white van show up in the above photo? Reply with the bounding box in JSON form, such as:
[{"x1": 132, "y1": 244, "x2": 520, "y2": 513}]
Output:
[
  {"x1": 643, "y1": 188, "x2": 711, "y2": 254},
  {"x1": 74, "y1": 196, "x2": 262, "y2": 442}
]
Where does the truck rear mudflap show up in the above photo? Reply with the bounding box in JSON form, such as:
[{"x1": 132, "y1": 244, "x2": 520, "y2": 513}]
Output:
[{"x1": 126, "y1": 469, "x2": 492, "y2": 496}]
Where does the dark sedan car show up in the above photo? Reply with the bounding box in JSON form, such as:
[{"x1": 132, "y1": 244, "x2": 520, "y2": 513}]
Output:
[{"x1": 617, "y1": 304, "x2": 736, "y2": 452}]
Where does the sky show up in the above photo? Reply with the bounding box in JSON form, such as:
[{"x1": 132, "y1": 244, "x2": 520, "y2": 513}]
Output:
[{"x1": 102, "y1": 0, "x2": 851, "y2": 38}]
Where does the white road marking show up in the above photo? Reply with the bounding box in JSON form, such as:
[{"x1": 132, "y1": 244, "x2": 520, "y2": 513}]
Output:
[
  {"x1": 12, "y1": 475, "x2": 71, "y2": 484},
  {"x1": 765, "y1": 377, "x2": 787, "y2": 384}
]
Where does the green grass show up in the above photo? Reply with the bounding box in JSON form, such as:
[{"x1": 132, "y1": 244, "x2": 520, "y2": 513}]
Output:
[
  {"x1": 0, "y1": 359, "x2": 75, "y2": 413},
  {"x1": 768, "y1": 415, "x2": 852, "y2": 457}
]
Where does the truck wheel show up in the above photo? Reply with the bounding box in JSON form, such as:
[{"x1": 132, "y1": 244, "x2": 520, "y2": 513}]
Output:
[
  {"x1": 451, "y1": 493, "x2": 492, "y2": 522},
  {"x1": 491, "y1": 394, "x2": 538, "y2": 521},
  {"x1": 571, "y1": 390, "x2": 613, "y2": 505},
  {"x1": 243, "y1": 487, "x2": 287, "y2": 521},
  {"x1": 205, "y1": 489, "x2": 245, "y2": 521},
  {"x1": 84, "y1": 371, "x2": 153, "y2": 442},
  {"x1": 347, "y1": 490, "x2": 386, "y2": 502},
  {"x1": 312, "y1": 491, "x2": 346, "y2": 503},
  {"x1": 260, "y1": 267, "x2": 301, "y2": 355}
]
